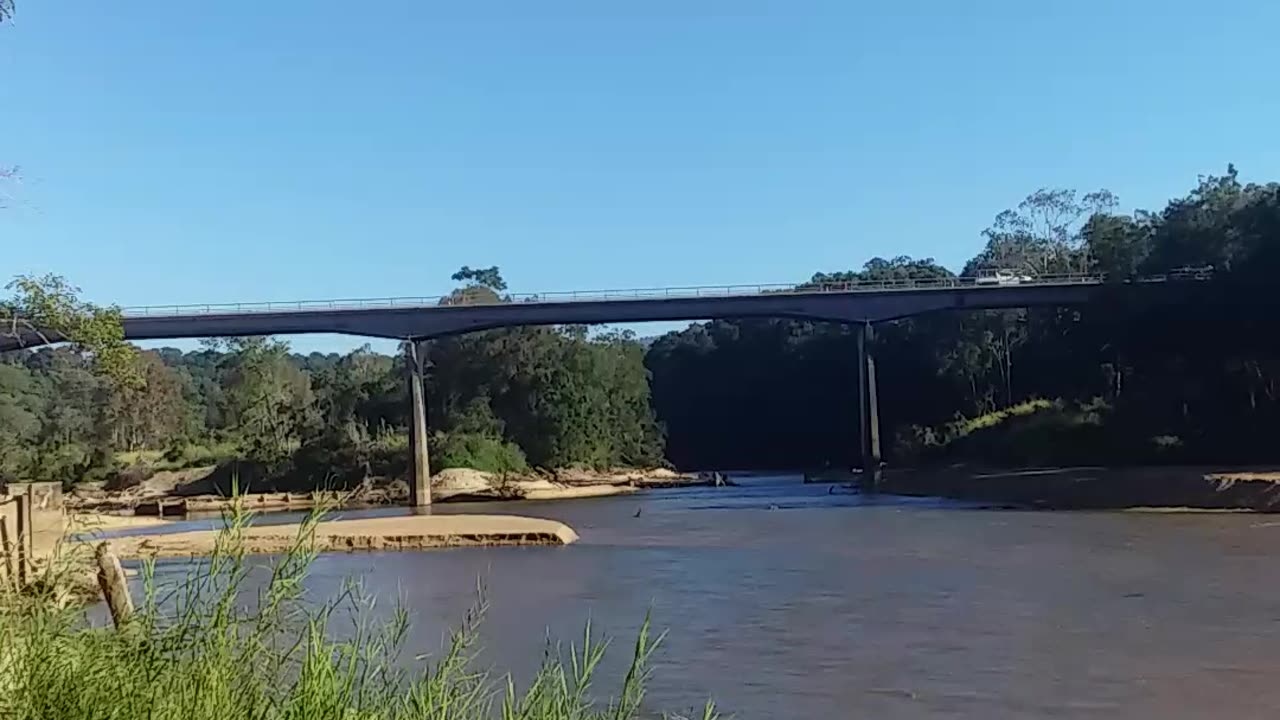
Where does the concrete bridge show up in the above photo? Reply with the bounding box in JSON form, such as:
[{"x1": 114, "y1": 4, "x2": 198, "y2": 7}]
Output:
[{"x1": 0, "y1": 273, "x2": 1181, "y2": 505}]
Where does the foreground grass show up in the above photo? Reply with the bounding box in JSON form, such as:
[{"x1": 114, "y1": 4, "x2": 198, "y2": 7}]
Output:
[{"x1": 0, "y1": 504, "x2": 717, "y2": 720}]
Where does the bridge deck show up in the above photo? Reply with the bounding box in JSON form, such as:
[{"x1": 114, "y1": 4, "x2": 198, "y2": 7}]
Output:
[{"x1": 1, "y1": 273, "x2": 1182, "y2": 350}]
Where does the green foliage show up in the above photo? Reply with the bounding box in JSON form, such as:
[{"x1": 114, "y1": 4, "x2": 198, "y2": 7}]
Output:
[
  {"x1": 157, "y1": 441, "x2": 240, "y2": 469},
  {"x1": 12, "y1": 168, "x2": 1280, "y2": 481},
  {"x1": 0, "y1": 267, "x2": 666, "y2": 489},
  {"x1": 443, "y1": 265, "x2": 510, "y2": 305},
  {"x1": 2, "y1": 274, "x2": 140, "y2": 388},
  {"x1": 648, "y1": 168, "x2": 1280, "y2": 469},
  {"x1": 210, "y1": 337, "x2": 317, "y2": 469},
  {"x1": 431, "y1": 431, "x2": 529, "y2": 474},
  {"x1": 451, "y1": 264, "x2": 508, "y2": 291},
  {"x1": 952, "y1": 398, "x2": 1057, "y2": 437},
  {"x1": 426, "y1": 326, "x2": 664, "y2": 470},
  {"x1": 0, "y1": 504, "x2": 713, "y2": 720}
]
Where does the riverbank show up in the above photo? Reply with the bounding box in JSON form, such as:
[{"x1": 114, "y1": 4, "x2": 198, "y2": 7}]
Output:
[
  {"x1": 879, "y1": 465, "x2": 1280, "y2": 511},
  {"x1": 64, "y1": 466, "x2": 707, "y2": 517}
]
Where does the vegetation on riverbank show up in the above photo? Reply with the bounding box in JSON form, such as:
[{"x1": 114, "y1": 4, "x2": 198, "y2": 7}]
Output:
[
  {"x1": 1, "y1": 268, "x2": 664, "y2": 492},
  {"x1": 64, "y1": 466, "x2": 692, "y2": 515},
  {"x1": 647, "y1": 168, "x2": 1280, "y2": 470},
  {"x1": 6, "y1": 169, "x2": 1280, "y2": 487},
  {"x1": 0, "y1": 505, "x2": 717, "y2": 720}
]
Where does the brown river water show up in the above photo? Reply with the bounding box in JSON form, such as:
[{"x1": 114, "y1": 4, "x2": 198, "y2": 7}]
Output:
[{"x1": 128, "y1": 473, "x2": 1280, "y2": 718}]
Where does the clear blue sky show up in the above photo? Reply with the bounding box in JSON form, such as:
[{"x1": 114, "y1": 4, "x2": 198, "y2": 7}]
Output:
[{"x1": 3, "y1": 0, "x2": 1278, "y2": 352}]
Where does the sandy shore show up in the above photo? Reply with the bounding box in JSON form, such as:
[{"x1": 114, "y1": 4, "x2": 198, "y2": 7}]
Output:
[
  {"x1": 65, "y1": 466, "x2": 705, "y2": 516},
  {"x1": 63, "y1": 512, "x2": 171, "y2": 533},
  {"x1": 23, "y1": 511, "x2": 172, "y2": 557},
  {"x1": 88, "y1": 514, "x2": 579, "y2": 561},
  {"x1": 519, "y1": 484, "x2": 638, "y2": 501}
]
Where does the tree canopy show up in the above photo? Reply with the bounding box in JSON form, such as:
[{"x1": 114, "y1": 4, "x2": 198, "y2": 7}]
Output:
[
  {"x1": 647, "y1": 167, "x2": 1280, "y2": 469},
  {"x1": 0, "y1": 267, "x2": 664, "y2": 487}
]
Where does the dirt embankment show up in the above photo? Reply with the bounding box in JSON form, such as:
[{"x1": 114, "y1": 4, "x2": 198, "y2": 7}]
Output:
[
  {"x1": 64, "y1": 466, "x2": 705, "y2": 515},
  {"x1": 878, "y1": 466, "x2": 1280, "y2": 511}
]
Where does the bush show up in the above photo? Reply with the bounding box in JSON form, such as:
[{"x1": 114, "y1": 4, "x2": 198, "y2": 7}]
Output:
[
  {"x1": 0, "y1": 503, "x2": 718, "y2": 720},
  {"x1": 281, "y1": 431, "x2": 373, "y2": 492},
  {"x1": 159, "y1": 441, "x2": 239, "y2": 470},
  {"x1": 431, "y1": 432, "x2": 529, "y2": 474}
]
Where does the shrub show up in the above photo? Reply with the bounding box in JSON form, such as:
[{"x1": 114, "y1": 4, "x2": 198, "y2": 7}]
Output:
[
  {"x1": 159, "y1": 441, "x2": 240, "y2": 470},
  {"x1": 431, "y1": 432, "x2": 529, "y2": 475}
]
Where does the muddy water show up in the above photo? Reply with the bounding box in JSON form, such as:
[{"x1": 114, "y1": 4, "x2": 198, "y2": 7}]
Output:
[{"x1": 147, "y1": 474, "x2": 1280, "y2": 718}]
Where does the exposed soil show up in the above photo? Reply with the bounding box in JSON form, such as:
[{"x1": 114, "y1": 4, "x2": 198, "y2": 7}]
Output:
[{"x1": 878, "y1": 465, "x2": 1280, "y2": 511}]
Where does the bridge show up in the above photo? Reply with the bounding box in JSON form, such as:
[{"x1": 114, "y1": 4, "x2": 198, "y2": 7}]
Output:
[
  {"x1": 0, "y1": 273, "x2": 1184, "y2": 506},
  {"x1": 108, "y1": 274, "x2": 1108, "y2": 343}
]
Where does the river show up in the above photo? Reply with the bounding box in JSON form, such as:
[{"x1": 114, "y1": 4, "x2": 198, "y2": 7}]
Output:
[{"x1": 139, "y1": 473, "x2": 1280, "y2": 718}]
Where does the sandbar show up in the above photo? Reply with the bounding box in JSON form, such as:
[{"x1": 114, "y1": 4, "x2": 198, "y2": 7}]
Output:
[{"x1": 90, "y1": 514, "x2": 579, "y2": 560}]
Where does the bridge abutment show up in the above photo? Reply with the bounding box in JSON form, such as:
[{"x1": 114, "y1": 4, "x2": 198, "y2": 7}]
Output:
[
  {"x1": 857, "y1": 322, "x2": 882, "y2": 491},
  {"x1": 406, "y1": 340, "x2": 431, "y2": 507}
]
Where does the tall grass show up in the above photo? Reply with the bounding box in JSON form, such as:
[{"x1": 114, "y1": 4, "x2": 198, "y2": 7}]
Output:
[{"x1": 0, "y1": 501, "x2": 718, "y2": 720}]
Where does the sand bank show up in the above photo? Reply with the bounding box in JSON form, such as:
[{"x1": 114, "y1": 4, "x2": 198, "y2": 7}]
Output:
[
  {"x1": 66, "y1": 466, "x2": 704, "y2": 516},
  {"x1": 90, "y1": 514, "x2": 579, "y2": 561}
]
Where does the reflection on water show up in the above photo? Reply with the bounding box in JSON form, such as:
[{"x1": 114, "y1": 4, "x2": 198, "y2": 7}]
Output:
[{"x1": 133, "y1": 474, "x2": 1280, "y2": 718}]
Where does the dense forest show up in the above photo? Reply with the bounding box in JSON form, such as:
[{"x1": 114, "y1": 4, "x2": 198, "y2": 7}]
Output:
[
  {"x1": 2, "y1": 166, "x2": 1279, "y2": 487},
  {"x1": 0, "y1": 268, "x2": 663, "y2": 488},
  {"x1": 649, "y1": 166, "x2": 1280, "y2": 469}
]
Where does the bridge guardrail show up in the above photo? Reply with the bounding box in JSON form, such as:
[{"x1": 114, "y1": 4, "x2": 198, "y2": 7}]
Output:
[{"x1": 119, "y1": 273, "x2": 1115, "y2": 317}]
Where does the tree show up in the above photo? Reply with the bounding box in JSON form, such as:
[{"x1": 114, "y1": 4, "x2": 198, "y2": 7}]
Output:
[
  {"x1": 0, "y1": 362, "x2": 44, "y2": 481},
  {"x1": 101, "y1": 352, "x2": 192, "y2": 451},
  {"x1": 442, "y1": 265, "x2": 509, "y2": 306},
  {"x1": 450, "y1": 265, "x2": 507, "y2": 291},
  {"x1": 210, "y1": 337, "x2": 316, "y2": 467},
  {"x1": 965, "y1": 188, "x2": 1116, "y2": 276},
  {"x1": 1, "y1": 274, "x2": 139, "y2": 387}
]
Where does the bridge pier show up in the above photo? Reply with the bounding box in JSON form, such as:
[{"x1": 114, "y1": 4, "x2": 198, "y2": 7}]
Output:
[
  {"x1": 857, "y1": 322, "x2": 882, "y2": 491},
  {"x1": 405, "y1": 340, "x2": 431, "y2": 507}
]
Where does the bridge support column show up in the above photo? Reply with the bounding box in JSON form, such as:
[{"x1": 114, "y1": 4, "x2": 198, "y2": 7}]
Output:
[
  {"x1": 857, "y1": 322, "x2": 882, "y2": 491},
  {"x1": 406, "y1": 340, "x2": 431, "y2": 507}
]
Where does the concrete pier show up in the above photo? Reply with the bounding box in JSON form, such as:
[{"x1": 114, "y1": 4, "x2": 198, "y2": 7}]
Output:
[
  {"x1": 857, "y1": 322, "x2": 882, "y2": 490},
  {"x1": 406, "y1": 340, "x2": 431, "y2": 507}
]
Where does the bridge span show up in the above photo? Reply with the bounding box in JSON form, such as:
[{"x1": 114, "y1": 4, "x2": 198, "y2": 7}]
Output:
[
  {"x1": 0, "y1": 273, "x2": 1182, "y2": 506},
  {"x1": 108, "y1": 275, "x2": 1107, "y2": 344}
]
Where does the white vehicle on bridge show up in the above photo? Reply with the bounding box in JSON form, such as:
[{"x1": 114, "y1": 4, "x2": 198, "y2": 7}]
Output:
[{"x1": 975, "y1": 268, "x2": 1034, "y2": 286}]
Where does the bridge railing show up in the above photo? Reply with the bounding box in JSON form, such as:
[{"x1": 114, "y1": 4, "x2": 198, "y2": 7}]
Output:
[{"x1": 119, "y1": 272, "x2": 1111, "y2": 317}]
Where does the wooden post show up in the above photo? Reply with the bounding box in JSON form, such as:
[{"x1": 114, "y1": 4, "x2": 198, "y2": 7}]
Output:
[
  {"x1": 15, "y1": 490, "x2": 31, "y2": 587},
  {"x1": 95, "y1": 542, "x2": 134, "y2": 627},
  {"x1": 0, "y1": 502, "x2": 13, "y2": 587}
]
